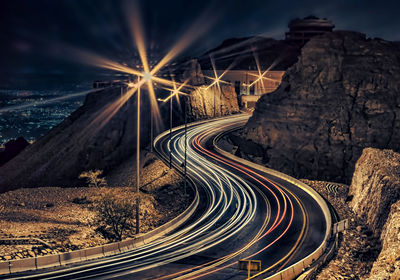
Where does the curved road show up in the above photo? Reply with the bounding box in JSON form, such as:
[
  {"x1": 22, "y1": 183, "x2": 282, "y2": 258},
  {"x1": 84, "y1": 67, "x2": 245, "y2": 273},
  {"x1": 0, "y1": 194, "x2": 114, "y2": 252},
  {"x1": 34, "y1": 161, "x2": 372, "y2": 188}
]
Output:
[{"x1": 3, "y1": 114, "x2": 327, "y2": 280}]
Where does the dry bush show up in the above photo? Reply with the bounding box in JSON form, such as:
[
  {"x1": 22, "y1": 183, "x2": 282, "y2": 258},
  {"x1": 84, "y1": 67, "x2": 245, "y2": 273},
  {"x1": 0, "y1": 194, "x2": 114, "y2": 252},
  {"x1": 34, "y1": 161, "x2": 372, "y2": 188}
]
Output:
[
  {"x1": 79, "y1": 170, "x2": 107, "y2": 188},
  {"x1": 95, "y1": 193, "x2": 136, "y2": 241}
]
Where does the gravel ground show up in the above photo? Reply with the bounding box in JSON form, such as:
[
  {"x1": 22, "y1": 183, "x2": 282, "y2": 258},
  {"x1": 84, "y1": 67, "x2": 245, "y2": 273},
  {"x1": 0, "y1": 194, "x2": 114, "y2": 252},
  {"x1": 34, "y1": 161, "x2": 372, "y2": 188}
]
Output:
[{"x1": 0, "y1": 151, "x2": 189, "y2": 261}]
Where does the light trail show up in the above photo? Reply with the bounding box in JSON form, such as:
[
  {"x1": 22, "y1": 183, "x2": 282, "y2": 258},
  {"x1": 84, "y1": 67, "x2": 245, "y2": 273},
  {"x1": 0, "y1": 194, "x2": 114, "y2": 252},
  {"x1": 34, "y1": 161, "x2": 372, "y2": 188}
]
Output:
[{"x1": 7, "y1": 115, "x2": 326, "y2": 280}]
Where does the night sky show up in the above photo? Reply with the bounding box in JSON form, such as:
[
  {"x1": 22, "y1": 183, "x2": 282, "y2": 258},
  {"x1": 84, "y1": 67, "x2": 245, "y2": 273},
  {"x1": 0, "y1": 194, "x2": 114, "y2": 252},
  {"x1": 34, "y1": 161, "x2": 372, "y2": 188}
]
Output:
[{"x1": 1, "y1": 0, "x2": 399, "y2": 89}]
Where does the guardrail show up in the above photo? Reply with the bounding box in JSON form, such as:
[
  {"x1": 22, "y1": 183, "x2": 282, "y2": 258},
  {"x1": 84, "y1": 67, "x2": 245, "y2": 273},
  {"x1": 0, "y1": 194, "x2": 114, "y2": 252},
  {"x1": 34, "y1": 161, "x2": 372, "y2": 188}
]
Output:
[
  {"x1": 213, "y1": 127, "x2": 333, "y2": 280},
  {"x1": 0, "y1": 180, "x2": 199, "y2": 275}
]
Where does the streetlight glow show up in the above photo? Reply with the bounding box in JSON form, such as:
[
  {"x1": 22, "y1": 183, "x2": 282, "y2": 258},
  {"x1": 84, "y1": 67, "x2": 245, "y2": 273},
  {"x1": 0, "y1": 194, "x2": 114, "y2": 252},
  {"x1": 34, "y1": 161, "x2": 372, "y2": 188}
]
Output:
[{"x1": 142, "y1": 71, "x2": 152, "y2": 81}]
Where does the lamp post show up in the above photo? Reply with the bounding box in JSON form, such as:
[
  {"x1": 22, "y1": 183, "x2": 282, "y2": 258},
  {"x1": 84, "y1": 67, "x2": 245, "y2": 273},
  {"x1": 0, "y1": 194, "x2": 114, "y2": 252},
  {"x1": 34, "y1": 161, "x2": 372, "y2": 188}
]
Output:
[
  {"x1": 136, "y1": 84, "x2": 141, "y2": 234},
  {"x1": 150, "y1": 112, "x2": 153, "y2": 152},
  {"x1": 214, "y1": 85, "x2": 216, "y2": 118},
  {"x1": 184, "y1": 96, "x2": 188, "y2": 198},
  {"x1": 169, "y1": 95, "x2": 172, "y2": 169}
]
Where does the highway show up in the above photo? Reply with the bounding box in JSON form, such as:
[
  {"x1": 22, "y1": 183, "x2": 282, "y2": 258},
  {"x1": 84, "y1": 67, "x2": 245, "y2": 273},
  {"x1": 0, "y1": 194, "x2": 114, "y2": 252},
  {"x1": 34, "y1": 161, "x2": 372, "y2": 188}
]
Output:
[{"x1": 3, "y1": 113, "x2": 328, "y2": 280}]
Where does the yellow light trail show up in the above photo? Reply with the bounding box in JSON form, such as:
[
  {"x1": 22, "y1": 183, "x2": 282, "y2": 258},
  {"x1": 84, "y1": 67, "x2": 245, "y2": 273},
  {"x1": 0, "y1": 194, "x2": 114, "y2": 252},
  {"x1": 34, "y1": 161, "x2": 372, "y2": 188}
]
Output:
[
  {"x1": 162, "y1": 188, "x2": 271, "y2": 280},
  {"x1": 159, "y1": 122, "x2": 309, "y2": 280},
  {"x1": 155, "y1": 123, "x2": 288, "y2": 280}
]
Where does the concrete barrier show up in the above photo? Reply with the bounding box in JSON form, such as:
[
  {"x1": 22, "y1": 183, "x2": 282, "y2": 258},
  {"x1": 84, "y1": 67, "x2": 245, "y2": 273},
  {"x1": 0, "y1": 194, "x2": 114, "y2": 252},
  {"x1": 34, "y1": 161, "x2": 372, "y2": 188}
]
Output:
[
  {"x1": 118, "y1": 239, "x2": 135, "y2": 252},
  {"x1": 60, "y1": 249, "x2": 85, "y2": 265},
  {"x1": 9, "y1": 257, "x2": 36, "y2": 273},
  {"x1": 36, "y1": 254, "x2": 61, "y2": 269},
  {"x1": 83, "y1": 246, "x2": 104, "y2": 261},
  {"x1": 294, "y1": 263, "x2": 304, "y2": 275},
  {"x1": 102, "y1": 243, "x2": 120, "y2": 256},
  {"x1": 0, "y1": 261, "x2": 9, "y2": 274}
]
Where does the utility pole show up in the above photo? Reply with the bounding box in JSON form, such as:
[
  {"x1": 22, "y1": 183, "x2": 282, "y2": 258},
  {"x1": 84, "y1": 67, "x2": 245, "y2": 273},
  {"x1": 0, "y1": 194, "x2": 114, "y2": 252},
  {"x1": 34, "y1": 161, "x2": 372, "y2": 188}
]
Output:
[{"x1": 136, "y1": 85, "x2": 140, "y2": 234}]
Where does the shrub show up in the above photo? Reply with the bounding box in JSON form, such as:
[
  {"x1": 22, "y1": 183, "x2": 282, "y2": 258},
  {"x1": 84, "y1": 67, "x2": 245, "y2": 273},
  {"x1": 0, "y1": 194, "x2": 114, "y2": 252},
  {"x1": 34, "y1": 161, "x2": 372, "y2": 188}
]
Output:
[
  {"x1": 95, "y1": 193, "x2": 135, "y2": 241},
  {"x1": 79, "y1": 170, "x2": 107, "y2": 188}
]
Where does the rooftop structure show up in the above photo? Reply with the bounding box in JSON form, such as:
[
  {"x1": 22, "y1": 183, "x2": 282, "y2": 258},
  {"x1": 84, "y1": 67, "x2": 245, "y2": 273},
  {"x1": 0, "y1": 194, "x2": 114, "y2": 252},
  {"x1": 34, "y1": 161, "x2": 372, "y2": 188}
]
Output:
[{"x1": 285, "y1": 16, "x2": 335, "y2": 45}]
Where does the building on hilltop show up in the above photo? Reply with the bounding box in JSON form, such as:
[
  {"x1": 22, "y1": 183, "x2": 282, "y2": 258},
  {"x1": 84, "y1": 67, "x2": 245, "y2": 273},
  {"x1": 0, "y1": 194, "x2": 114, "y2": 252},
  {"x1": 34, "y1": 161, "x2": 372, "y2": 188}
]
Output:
[{"x1": 285, "y1": 15, "x2": 335, "y2": 45}]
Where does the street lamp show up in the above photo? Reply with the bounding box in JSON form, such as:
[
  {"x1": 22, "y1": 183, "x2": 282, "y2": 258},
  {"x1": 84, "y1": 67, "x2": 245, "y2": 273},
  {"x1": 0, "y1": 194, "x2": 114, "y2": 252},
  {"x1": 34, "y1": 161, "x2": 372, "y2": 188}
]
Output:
[
  {"x1": 127, "y1": 80, "x2": 141, "y2": 234},
  {"x1": 136, "y1": 85, "x2": 140, "y2": 234},
  {"x1": 184, "y1": 96, "x2": 188, "y2": 198}
]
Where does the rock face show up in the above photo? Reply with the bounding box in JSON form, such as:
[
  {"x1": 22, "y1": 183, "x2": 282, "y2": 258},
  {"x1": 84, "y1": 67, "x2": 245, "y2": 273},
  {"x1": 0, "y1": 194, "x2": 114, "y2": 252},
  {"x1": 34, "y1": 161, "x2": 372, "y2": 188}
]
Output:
[
  {"x1": 349, "y1": 148, "x2": 400, "y2": 279},
  {"x1": 368, "y1": 200, "x2": 400, "y2": 280},
  {"x1": 349, "y1": 148, "x2": 400, "y2": 236},
  {"x1": 188, "y1": 85, "x2": 239, "y2": 119},
  {"x1": 244, "y1": 31, "x2": 400, "y2": 183}
]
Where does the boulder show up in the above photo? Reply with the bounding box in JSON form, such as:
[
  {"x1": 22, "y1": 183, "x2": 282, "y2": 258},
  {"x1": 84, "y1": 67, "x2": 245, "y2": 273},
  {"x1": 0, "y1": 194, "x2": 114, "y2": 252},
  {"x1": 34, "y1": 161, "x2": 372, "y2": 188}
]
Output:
[
  {"x1": 349, "y1": 148, "x2": 400, "y2": 235},
  {"x1": 349, "y1": 148, "x2": 400, "y2": 280},
  {"x1": 368, "y1": 200, "x2": 400, "y2": 280}
]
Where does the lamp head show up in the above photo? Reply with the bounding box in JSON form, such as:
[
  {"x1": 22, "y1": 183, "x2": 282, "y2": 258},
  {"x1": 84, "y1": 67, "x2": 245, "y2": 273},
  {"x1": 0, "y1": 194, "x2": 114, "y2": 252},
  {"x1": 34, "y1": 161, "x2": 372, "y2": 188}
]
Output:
[{"x1": 142, "y1": 71, "x2": 152, "y2": 81}]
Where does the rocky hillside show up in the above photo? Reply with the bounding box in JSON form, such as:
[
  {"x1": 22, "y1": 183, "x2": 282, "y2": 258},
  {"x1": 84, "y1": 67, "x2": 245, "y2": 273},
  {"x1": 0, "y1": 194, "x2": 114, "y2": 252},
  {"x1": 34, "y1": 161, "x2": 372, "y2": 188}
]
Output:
[
  {"x1": 0, "y1": 87, "x2": 146, "y2": 192},
  {"x1": 0, "y1": 78, "x2": 239, "y2": 192},
  {"x1": 244, "y1": 31, "x2": 400, "y2": 183},
  {"x1": 349, "y1": 148, "x2": 400, "y2": 279}
]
